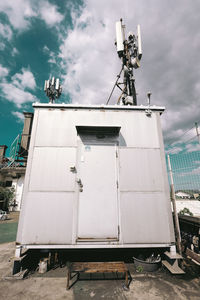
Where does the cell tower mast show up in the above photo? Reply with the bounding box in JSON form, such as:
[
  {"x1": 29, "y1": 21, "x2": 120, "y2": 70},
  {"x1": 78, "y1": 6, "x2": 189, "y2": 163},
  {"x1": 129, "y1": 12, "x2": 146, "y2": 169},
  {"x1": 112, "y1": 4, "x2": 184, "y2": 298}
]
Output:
[{"x1": 107, "y1": 19, "x2": 142, "y2": 105}]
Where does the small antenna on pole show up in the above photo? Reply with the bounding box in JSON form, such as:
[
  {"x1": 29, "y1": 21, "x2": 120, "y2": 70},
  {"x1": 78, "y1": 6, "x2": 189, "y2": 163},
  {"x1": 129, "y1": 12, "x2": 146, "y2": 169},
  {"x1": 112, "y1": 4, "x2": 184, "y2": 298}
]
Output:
[
  {"x1": 44, "y1": 77, "x2": 62, "y2": 103},
  {"x1": 145, "y1": 92, "x2": 152, "y2": 117},
  {"x1": 147, "y1": 92, "x2": 151, "y2": 106}
]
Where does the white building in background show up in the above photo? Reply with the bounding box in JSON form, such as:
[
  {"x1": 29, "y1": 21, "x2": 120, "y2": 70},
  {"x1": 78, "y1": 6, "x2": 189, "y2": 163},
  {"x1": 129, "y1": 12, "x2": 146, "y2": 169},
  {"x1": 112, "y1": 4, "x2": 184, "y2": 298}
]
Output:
[
  {"x1": 11, "y1": 174, "x2": 25, "y2": 210},
  {"x1": 176, "y1": 200, "x2": 200, "y2": 217},
  {"x1": 0, "y1": 113, "x2": 33, "y2": 211},
  {"x1": 175, "y1": 191, "x2": 192, "y2": 199},
  {"x1": 0, "y1": 163, "x2": 25, "y2": 211}
]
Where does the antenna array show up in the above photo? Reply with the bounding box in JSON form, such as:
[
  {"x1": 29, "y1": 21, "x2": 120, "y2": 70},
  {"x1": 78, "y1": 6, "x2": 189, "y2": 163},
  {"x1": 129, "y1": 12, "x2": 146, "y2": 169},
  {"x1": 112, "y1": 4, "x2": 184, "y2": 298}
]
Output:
[
  {"x1": 107, "y1": 19, "x2": 142, "y2": 105},
  {"x1": 44, "y1": 77, "x2": 62, "y2": 103}
]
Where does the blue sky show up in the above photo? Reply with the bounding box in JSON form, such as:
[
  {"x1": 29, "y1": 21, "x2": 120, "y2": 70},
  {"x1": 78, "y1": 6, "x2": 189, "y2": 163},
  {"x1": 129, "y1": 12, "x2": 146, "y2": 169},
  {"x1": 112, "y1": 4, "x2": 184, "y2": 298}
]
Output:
[
  {"x1": 0, "y1": 0, "x2": 79, "y2": 152},
  {"x1": 1, "y1": 0, "x2": 200, "y2": 157}
]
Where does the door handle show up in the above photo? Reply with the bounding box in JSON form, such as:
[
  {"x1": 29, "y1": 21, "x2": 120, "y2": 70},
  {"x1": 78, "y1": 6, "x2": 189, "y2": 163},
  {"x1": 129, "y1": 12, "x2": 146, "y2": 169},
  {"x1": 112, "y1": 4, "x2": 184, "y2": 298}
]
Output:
[
  {"x1": 77, "y1": 178, "x2": 83, "y2": 188},
  {"x1": 70, "y1": 166, "x2": 77, "y2": 173}
]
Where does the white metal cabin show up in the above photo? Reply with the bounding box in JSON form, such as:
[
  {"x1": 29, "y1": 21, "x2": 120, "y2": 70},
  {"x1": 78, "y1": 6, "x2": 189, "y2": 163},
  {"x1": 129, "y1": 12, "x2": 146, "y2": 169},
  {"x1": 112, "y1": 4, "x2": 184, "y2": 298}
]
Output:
[{"x1": 16, "y1": 103, "x2": 175, "y2": 251}]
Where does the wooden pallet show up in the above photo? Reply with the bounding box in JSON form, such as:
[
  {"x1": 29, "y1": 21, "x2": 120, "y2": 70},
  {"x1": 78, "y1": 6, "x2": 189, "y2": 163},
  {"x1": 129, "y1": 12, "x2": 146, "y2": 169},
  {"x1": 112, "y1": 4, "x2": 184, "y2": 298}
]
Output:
[
  {"x1": 186, "y1": 248, "x2": 200, "y2": 265},
  {"x1": 66, "y1": 261, "x2": 131, "y2": 290}
]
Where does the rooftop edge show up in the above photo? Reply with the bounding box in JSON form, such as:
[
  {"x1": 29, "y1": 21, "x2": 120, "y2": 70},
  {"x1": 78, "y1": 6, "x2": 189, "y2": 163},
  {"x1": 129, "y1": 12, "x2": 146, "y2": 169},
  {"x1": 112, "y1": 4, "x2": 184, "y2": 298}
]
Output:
[{"x1": 32, "y1": 102, "x2": 165, "y2": 113}]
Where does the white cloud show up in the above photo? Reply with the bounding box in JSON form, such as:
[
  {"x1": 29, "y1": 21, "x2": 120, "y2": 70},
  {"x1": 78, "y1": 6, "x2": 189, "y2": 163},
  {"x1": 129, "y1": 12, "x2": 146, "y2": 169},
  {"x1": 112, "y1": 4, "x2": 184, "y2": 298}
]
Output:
[
  {"x1": 43, "y1": 45, "x2": 49, "y2": 53},
  {"x1": 0, "y1": 68, "x2": 37, "y2": 107},
  {"x1": 58, "y1": 0, "x2": 200, "y2": 146},
  {"x1": 191, "y1": 167, "x2": 200, "y2": 175},
  {"x1": 0, "y1": 42, "x2": 5, "y2": 50},
  {"x1": 0, "y1": 0, "x2": 63, "y2": 31},
  {"x1": 0, "y1": 0, "x2": 200, "y2": 148},
  {"x1": 12, "y1": 111, "x2": 24, "y2": 122},
  {"x1": 178, "y1": 165, "x2": 200, "y2": 177},
  {"x1": 163, "y1": 121, "x2": 197, "y2": 149},
  {"x1": 43, "y1": 45, "x2": 57, "y2": 64},
  {"x1": 0, "y1": 0, "x2": 36, "y2": 30},
  {"x1": 0, "y1": 23, "x2": 12, "y2": 40},
  {"x1": 191, "y1": 166, "x2": 200, "y2": 175},
  {"x1": 0, "y1": 64, "x2": 9, "y2": 77},
  {"x1": 48, "y1": 57, "x2": 57, "y2": 64},
  {"x1": 11, "y1": 47, "x2": 19, "y2": 56},
  {"x1": 12, "y1": 68, "x2": 36, "y2": 90},
  {"x1": 185, "y1": 143, "x2": 200, "y2": 153},
  {"x1": 60, "y1": 3, "x2": 120, "y2": 104},
  {"x1": 39, "y1": 1, "x2": 64, "y2": 27},
  {"x1": 166, "y1": 146, "x2": 183, "y2": 155},
  {"x1": 0, "y1": 82, "x2": 36, "y2": 107}
]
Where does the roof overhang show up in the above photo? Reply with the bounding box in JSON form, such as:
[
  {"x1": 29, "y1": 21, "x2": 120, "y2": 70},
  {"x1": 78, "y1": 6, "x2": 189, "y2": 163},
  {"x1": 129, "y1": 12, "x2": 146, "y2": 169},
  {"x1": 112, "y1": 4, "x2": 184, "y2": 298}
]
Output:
[{"x1": 32, "y1": 103, "x2": 165, "y2": 114}]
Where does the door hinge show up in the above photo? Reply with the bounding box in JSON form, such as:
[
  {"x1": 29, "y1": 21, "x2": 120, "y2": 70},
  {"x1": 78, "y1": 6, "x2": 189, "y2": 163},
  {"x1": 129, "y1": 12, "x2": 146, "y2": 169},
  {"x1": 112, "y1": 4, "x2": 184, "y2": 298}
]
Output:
[
  {"x1": 118, "y1": 225, "x2": 120, "y2": 236},
  {"x1": 116, "y1": 181, "x2": 119, "y2": 188},
  {"x1": 116, "y1": 151, "x2": 118, "y2": 158}
]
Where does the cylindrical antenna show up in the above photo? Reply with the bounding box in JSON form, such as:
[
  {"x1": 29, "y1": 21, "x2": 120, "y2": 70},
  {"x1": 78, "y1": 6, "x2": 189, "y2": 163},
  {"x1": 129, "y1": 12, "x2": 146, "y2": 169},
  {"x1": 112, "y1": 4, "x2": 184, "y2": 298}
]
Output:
[
  {"x1": 137, "y1": 25, "x2": 142, "y2": 60},
  {"x1": 116, "y1": 20, "x2": 124, "y2": 57},
  {"x1": 121, "y1": 18, "x2": 126, "y2": 42}
]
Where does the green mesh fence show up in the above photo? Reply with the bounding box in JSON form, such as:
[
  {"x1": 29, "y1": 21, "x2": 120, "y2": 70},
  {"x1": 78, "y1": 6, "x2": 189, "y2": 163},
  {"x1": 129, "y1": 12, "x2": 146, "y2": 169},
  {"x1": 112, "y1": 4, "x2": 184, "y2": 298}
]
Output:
[{"x1": 166, "y1": 151, "x2": 200, "y2": 196}]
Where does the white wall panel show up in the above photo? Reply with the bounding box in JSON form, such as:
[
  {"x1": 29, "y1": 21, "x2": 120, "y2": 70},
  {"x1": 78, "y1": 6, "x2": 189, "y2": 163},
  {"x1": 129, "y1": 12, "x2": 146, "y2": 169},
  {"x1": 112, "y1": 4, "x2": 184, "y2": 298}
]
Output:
[
  {"x1": 29, "y1": 147, "x2": 76, "y2": 191},
  {"x1": 35, "y1": 109, "x2": 159, "y2": 148},
  {"x1": 119, "y1": 148, "x2": 164, "y2": 191},
  {"x1": 120, "y1": 192, "x2": 174, "y2": 243},
  {"x1": 20, "y1": 192, "x2": 74, "y2": 244},
  {"x1": 119, "y1": 112, "x2": 159, "y2": 148},
  {"x1": 35, "y1": 110, "x2": 77, "y2": 147}
]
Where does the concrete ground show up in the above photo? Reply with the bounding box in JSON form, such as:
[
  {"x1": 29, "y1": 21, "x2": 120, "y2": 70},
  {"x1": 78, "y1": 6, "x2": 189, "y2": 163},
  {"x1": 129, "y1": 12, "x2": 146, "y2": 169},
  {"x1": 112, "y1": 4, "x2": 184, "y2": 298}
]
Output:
[
  {"x1": 0, "y1": 242, "x2": 199, "y2": 300},
  {"x1": 3, "y1": 211, "x2": 20, "y2": 224},
  {"x1": 0, "y1": 212, "x2": 19, "y2": 244}
]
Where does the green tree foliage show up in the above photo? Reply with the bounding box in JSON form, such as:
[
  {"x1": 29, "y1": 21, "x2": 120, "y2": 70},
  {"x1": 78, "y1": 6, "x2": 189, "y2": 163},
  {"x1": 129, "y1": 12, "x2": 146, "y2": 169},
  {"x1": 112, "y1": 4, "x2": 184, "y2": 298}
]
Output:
[
  {"x1": 0, "y1": 182, "x2": 15, "y2": 211},
  {"x1": 179, "y1": 207, "x2": 193, "y2": 216}
]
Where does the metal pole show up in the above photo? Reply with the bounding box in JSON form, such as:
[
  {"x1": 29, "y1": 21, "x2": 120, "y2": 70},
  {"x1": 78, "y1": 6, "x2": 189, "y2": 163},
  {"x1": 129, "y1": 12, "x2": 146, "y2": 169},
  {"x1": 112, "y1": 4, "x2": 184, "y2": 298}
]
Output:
[
  {"x1": 167, "y1": 154, "x2": 182, "y2": 255},
  {"x1": 106, "y1": 67, "x2": 123, "y2": 105},
  {"x1": 195, "y1": 122, "x2": 200, "y2": 144}
]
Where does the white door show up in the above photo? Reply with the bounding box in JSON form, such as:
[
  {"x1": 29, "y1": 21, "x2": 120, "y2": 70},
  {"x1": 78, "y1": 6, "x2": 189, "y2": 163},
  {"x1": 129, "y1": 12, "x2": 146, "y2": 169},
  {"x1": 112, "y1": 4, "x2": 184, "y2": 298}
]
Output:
[{"x1": 77, "y1": 141, "x2": 119, "y2": 241}]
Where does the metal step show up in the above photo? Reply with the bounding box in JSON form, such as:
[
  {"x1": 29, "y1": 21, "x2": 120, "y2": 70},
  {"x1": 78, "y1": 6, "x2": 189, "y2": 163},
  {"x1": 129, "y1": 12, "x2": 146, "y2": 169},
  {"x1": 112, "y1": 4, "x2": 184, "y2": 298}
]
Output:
[
  {"x1": 164, "y1": 251, "x2": 183, "y2": 259},
  {"x1": 162, "y1": 260, "x2": 185, "y2": 274},
  {"x1": 4, "y1": 269, "x2": 29, "y2": 280}
]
